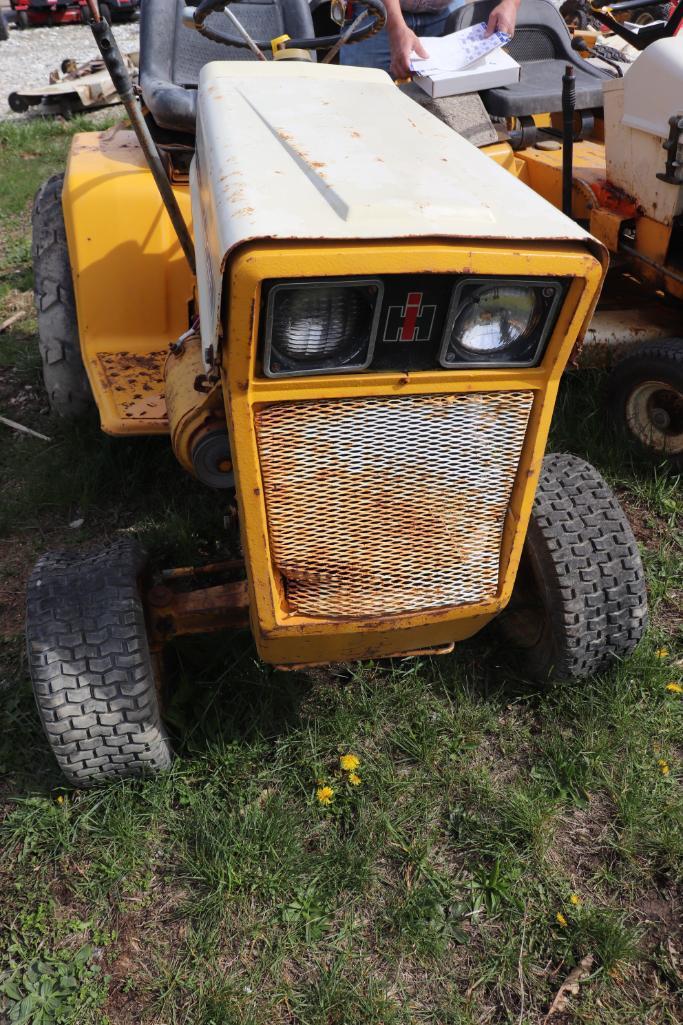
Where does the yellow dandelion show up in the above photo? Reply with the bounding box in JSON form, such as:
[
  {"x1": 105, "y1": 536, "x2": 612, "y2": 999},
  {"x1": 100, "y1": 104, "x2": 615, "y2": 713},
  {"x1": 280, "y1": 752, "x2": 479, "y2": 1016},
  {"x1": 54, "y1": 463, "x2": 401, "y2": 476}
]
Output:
[
  {"x1": 316, "y1": 785, "x2": 334, "y2": 805},
  {"x1": 56, "y1": 795, "x2": 64, "y2": 805},
  {"x1": 658, "y1": 759, "x2": 670, "y2": 776},
  {"x1": 655, "y1": 648, "x2": 669, "y2": 659},
  {"x1": 569, "y1": 893, "x2": 582, "y2": 907},
  {"x1": 556, "y1": 912, "x2": 568, "y2": 928},
  {"x1": 340, "y1": 753, "x2": 360, "y2": 772},
  {"x1": 348, "y1": 772, "x2": 362, "y2": 786},
  {"x1": 665, "y1": 682, "x2": 683, "y2": 694}
]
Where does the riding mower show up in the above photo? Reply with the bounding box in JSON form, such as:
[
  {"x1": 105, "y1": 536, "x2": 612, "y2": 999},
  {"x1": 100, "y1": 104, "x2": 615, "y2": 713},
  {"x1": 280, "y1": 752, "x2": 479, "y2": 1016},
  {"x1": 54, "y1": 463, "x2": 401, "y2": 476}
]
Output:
[
  {"x1": 27, "y1": 0, "x2": 649, "y2": 787},
  {"x1": 440, "y1": 0, "x2": 682, "y2": 467}
]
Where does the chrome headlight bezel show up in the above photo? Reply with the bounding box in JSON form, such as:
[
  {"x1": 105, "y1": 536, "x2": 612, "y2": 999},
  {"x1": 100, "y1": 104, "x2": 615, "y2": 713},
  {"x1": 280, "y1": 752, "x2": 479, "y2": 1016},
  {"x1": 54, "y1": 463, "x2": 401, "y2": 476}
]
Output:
[
  {"x1": 262, "y1": 278, "x2": 384, "y2": 379},
  {"x1": 438, "y1": 278, "x2": 564, "y2": 370}
]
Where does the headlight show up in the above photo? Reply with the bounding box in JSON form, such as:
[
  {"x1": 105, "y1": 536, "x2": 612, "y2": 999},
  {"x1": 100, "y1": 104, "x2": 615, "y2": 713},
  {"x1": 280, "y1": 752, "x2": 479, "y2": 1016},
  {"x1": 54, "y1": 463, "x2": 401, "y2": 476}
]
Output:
[
  {"x1": 440, "y1": 279, "x2": 563, "y2": 368},
  {"x1": 264, "y1": 279, "x2": 383, "y2": 378}
]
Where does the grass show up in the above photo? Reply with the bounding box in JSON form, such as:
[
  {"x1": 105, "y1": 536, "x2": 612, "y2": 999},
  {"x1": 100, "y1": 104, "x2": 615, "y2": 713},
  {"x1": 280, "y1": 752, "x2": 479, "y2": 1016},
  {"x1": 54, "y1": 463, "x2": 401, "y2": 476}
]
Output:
[{"x1": 0, "y1": 116, "x2": 682, "y2": 1025}]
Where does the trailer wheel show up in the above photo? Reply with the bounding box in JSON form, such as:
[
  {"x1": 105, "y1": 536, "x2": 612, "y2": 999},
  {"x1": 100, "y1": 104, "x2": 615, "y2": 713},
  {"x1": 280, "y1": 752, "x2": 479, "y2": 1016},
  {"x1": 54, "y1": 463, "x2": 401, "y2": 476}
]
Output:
[
  {"x1": 15, "y1": 10, "x2": 29, "y2": 29},
  {"x1": 8, "y1": 92, "x2": 29, "y2": 113},
  {"x1": 32, "y1": 174, "x2": 94, "y2": 419},
  {"x1": 607, "y1": 340, "x2": 683, "y2": 470},
  {"x1": 500, "y1": 453, "x2": 647, "y2": 683},
  {"x1": 26, "y1": 540, "x2": 172, "y2": 787}
]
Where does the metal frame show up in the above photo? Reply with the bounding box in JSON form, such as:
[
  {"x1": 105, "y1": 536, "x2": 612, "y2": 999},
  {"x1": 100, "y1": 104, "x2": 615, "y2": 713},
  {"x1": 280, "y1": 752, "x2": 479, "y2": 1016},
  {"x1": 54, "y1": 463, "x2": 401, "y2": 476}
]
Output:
[
  {"x1": 262, "y1": 277, "x2": 384, "y2": 379},
  {"x1": 221, "y1": 239, "x2": 604, "y2": 666},
  {"x1": 438, "y1": 277, "x2": 565, "y2": 371}
]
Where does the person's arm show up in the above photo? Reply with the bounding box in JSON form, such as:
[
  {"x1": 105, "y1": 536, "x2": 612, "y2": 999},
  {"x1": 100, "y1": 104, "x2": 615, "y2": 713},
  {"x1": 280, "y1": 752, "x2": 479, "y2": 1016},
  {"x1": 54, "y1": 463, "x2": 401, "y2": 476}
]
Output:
[
  {"x1": 383, "y1": 0, "x2": 429, "y2": 78},
  {"x1": 485, "y1": 0, "x2": 521, "y2": 36}
]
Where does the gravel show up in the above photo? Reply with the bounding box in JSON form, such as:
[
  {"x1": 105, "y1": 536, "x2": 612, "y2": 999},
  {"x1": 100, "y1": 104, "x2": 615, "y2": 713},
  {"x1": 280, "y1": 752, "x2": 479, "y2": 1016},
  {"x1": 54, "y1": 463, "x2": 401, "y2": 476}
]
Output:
[{"x1": 0, "y1": 20, "x2": 139, "y2": 120}]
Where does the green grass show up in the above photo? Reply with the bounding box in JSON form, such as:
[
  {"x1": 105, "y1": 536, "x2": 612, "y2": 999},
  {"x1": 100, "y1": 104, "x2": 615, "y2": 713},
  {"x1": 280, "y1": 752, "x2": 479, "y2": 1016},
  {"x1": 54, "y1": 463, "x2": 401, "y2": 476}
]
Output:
[{"x1": 1, "y1": 116, "x2": 682, "y2": 1025}]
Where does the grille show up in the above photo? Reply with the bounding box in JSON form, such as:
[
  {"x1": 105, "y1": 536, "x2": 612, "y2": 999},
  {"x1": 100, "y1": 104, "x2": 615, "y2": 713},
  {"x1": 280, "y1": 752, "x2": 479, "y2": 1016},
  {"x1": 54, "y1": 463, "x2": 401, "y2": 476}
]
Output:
[
  {"x1": 255, "y1": 391, "x2": 533, "y2": 619},
  {"x1": 505, "y1": 29, "x2": 559, "y2": 63}
]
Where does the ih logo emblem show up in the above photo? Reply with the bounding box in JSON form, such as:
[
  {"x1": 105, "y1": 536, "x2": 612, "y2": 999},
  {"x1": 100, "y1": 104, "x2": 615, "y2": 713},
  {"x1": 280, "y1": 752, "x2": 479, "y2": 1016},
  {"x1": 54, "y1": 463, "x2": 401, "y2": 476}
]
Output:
[{"x1": 383, "y1": 292, "x2": 436, "y2": 343}]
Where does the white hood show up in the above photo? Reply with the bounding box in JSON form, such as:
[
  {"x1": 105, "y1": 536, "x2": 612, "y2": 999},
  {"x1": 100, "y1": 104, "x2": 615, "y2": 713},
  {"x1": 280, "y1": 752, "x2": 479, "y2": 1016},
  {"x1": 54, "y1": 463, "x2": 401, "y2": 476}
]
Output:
[{"x1": 190, "y1": 60, "x2": 593, "y2": 359}]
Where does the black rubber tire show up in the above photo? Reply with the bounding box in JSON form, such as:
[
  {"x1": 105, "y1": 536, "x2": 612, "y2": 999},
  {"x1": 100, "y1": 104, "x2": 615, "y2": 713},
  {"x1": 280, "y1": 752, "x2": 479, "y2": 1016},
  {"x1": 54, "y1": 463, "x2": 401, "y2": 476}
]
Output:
[
  {"x1": 26, "y1": 540, "x2": 172, "y2": 787},
  {"x1": 0, "y1": 14, "x2": 9, "y2": 40},
  {"x1": 8, "y1": 92, "x2": 29, "y2": 113},
  {"x1": 99, "y1": 2, "x2": 112, "y2": 23},
  {"x1": 607, "y1": 339, "x2": 683, "y2": 471},
  {"x1": 32, "y1": 174, "x2": 94, "y2": 419},
  {"x1": 500, "y1": 453, "x2": 648, "y2": 683},
  {"x1": 15, "y1": 10, "x2": 29, "y2": 29}
]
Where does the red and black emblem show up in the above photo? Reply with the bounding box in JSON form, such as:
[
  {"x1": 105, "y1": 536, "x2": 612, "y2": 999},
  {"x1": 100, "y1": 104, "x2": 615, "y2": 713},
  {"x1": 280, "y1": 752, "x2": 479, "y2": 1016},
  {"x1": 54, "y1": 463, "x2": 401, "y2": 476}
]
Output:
[{"x1": 383, "y1": 291, "x2": 436, "y2": 343}]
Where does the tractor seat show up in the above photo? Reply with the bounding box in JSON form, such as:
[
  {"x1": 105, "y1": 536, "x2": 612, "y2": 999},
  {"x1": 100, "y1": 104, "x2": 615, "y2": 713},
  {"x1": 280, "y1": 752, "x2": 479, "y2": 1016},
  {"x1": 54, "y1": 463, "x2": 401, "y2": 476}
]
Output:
[
  {"x1": 140, "y1": 0, "x2": 315, "y2": 135},
  {"x1": 447, "y1": 0, "x2": 609, "y2": 117}
]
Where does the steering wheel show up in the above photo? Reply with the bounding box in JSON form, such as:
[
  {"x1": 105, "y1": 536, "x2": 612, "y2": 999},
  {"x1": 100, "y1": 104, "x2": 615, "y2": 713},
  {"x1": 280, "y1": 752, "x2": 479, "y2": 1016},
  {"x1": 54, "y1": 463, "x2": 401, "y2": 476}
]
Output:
[
  {"x1": 190, "y1": 0, "x2": 387, "y2": 52},
  {"x1": 589, "y1": 0, "x2": 683, "y2": 49}
]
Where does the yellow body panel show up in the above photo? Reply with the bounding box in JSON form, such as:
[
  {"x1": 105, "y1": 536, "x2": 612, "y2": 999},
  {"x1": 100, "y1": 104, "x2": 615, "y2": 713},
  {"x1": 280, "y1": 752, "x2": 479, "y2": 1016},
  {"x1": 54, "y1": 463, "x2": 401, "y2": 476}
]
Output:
[
  {"x1": 61, "y1": 129, "x2": 194, "y2": 435},
  {"x1": 509, "y1": 139, "x2": 607, "y2": 221},
  {"x1": 222, "y1": 241, "x2": 604, "y2": 665}
]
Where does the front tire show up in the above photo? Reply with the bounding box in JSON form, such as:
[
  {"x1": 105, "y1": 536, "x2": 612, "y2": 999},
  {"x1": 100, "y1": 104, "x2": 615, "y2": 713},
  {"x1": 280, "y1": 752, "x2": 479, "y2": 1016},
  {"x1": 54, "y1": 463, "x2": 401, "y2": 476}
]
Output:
[
  {"x1": 607, "y1": 340, "x2": 682, "y2": 470},
  {"x1": 32, "y1": 174, "x2": 94, "y2": 419},
  {"x1": 500, "y1": 454, "x2": 648, "y2": 682},
  {"x1": 26, "y1": 540, "x2": 172, "y2": 787}
]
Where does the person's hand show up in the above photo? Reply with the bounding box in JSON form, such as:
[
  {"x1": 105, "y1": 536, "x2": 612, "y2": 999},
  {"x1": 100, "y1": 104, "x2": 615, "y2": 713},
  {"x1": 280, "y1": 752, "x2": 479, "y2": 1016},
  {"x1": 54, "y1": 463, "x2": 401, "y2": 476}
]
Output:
[
  {"x1": 485, "y1": 0, "x2": 520, "y2": 37},
  {"x1": 388, "y1": 19, "x2": 428, "y2": 79}
]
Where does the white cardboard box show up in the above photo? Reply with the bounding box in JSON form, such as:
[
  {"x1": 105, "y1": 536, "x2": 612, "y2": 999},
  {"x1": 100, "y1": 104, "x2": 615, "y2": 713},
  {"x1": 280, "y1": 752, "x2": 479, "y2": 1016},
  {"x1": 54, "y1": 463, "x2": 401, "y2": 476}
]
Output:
[{"x1": 414, "y1": 48, "x2": 520, "y2": 99}]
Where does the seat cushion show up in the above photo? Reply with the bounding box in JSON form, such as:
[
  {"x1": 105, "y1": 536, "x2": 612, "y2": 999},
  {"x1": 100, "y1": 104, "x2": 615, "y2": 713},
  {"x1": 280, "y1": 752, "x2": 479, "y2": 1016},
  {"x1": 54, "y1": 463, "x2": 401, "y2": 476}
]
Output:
[
  {"x1": 482, "y1": 60, "x2": 605, "y2": 116},
  {"x1": 140, "y1": 0, "x2": 315, "y2": 135}
]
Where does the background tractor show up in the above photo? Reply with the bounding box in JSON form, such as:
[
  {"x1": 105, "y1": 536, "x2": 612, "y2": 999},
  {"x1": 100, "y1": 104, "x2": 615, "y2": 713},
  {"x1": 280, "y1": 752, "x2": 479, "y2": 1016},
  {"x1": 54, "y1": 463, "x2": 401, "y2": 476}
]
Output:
[
  {"x1": 437, "y1": 0, "x2": 682, "y2": 467},
  {"x1": 26, "y1": 0, "x2": 648, "y2": 787}
]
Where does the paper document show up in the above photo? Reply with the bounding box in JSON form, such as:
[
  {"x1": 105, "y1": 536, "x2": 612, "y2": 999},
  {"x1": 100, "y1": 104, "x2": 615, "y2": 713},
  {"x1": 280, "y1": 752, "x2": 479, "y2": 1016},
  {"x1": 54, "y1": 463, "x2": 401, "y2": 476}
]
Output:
[{"x1": 411, "y1": 22, "x2": 511, "y2": 75}]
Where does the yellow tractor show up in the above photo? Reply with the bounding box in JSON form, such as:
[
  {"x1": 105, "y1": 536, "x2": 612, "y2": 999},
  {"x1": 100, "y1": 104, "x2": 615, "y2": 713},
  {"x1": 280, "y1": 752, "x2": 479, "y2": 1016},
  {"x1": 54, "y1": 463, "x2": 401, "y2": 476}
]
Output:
[
  {"x1": 439, "y1": 0, "x2": 682, "y2": 467},
  {"x1": 27, "y1": 0, "x2": 648, "y2": 786}
]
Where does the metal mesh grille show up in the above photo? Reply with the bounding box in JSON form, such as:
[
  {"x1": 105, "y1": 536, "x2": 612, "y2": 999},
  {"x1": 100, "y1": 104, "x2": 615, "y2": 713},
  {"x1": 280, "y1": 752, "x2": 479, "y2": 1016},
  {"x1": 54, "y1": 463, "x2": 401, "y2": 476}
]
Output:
[
  {"x1": 504, "y1": 29, "x2": 559, "y2": 63},
  {"x1": 255, "y1": 391, "x2": 533, "y2": 619}
]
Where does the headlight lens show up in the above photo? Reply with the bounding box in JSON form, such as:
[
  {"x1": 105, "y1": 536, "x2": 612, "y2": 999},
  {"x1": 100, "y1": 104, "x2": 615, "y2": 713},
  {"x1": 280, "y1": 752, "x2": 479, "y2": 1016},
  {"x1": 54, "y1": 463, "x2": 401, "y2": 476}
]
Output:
[
  {"x1": 264, "y1": 279, "x2": 383, "y2": 377},
  {"x1": 456, "y1": 286, "x2": 539, "y2": 354},
  {"x1": 440, "y1": 279, "x2": 563, "y2": 368}
]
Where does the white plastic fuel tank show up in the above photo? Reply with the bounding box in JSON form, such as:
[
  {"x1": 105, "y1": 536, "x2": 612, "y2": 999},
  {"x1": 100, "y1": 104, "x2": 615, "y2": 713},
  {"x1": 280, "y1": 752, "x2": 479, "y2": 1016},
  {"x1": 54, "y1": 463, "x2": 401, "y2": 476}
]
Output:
[{"x1": 603, "y1": 37, "x2": 683, "y2": 224}]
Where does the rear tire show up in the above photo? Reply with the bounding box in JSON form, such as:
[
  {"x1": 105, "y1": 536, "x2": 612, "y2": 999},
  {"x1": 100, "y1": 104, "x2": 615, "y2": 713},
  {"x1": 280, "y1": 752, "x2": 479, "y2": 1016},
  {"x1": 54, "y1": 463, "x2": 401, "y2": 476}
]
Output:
[
  {"x1": 500, "y1": 453, "x2": 648, "y2": 682},
  {"x1": 32, "y1": 174, "x2": 94, "y2": 419},
  {"x1": 15, "y1": 10, "x2": 29, "y2": 29},
  {"x1": 607, "y1": 340, "x2": 683, "y2": 470},
  {"x1": 26, "y1": 540, "x2": 172, "y2": 787},
  {"x1": 0, "y1": 14, "x2": 9, "y2": 40}
]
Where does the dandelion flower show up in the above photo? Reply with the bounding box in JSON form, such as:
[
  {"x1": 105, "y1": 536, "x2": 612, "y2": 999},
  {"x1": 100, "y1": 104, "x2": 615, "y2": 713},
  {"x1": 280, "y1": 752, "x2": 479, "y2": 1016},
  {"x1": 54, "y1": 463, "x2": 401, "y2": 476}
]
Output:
[
  {"x1": 656, "y1": 648, "x2": 669, "y2": 659},
  {"x1": 665, "y1": 682, "x2": 683, "y2": 694},
  {"x1": 658, "y1": 759, "x2": 670, "y2": 776},
  {"x1": 569, "y1": 893, "x2": 582, "y2": 907},
  {"x1": 340, "y1": 753, "x2": 360, "y2": 772},
  {"x1": 348, "y1": 772, "x2": 362, "y2": 786},
  {"x1": 556, "y1": 912, "x2": 568, "y2": 927},
  {"x1": 56, "y1": 795, "x2": 64, "y2": 805},
  {"x1": 316, "y1": 785, "x2": 335, "y2": 805}
]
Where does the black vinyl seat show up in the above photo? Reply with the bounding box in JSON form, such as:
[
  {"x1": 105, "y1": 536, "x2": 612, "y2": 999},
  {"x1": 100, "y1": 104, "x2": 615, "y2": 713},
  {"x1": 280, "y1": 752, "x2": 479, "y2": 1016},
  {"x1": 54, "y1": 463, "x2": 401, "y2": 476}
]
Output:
[
  {"x1": 140, "y1": 0, "x2": 316, "y2": 135},
  {"x1": 447, "y1": 0, "x2": 608, "y2": 117}
]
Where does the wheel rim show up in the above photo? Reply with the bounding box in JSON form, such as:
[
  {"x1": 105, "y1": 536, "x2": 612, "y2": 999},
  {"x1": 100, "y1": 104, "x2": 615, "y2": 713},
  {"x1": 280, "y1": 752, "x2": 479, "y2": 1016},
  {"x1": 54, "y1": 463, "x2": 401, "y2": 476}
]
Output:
[{"x1": 625, "y1": 379, "x2": 683, "y2": 455}]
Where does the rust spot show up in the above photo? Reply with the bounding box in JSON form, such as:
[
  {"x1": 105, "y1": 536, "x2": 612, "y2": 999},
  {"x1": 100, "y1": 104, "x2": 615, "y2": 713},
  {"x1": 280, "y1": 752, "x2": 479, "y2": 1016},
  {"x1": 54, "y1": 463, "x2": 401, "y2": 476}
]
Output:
[
  {"x1": 97, "y1": 350, "x2": 168, "y2": 425},
  {"x1": 590, "y1": 179, "x2": 639, "y2": 218}
]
